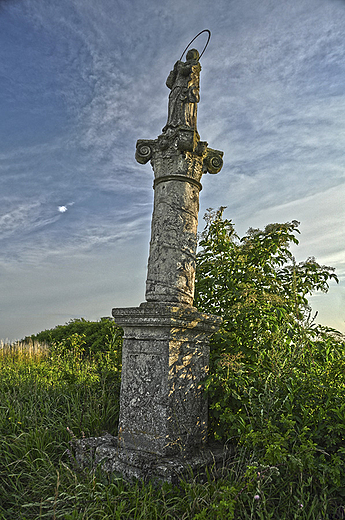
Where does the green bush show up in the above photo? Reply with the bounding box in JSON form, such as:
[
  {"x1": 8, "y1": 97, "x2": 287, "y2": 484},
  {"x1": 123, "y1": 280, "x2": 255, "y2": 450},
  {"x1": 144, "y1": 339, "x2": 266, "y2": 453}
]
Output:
[
  {"x1": 195, "y1": 208, "x2": 345, "y2": 510},
  {"x1": 25, "y1": 317, "x2": 123, "y2": 358},
  {"x1": 1, "y1": 209, "x2": 344, "y2": 517}
]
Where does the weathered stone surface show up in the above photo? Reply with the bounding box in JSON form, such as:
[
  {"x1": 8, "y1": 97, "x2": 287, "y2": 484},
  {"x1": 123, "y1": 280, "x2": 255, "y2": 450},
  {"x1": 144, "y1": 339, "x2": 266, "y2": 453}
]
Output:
[
  {"x1": 112, "y1": 304, "x2": 222, "y2": 457},
  {"x1": 146, "y1": 179, "x2": 199, "y2": 305}
]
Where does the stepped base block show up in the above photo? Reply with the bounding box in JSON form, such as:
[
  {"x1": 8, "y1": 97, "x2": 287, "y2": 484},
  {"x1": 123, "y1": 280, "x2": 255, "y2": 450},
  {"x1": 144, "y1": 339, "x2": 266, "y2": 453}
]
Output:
[{"x1": 74, "y1": 434, "x2": 231, "y2": 484}]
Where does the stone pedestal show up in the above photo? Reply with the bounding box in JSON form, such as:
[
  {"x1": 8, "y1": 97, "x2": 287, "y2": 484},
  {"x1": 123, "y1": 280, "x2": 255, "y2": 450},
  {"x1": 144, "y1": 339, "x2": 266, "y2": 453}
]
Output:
[
  {"x1": 74, "y1": 304, "x2": 223, "y2": 482},
  {"x1": 112, "y1": 303, "x2": 222, "y2": 460},
  {"x1": 75, "y1": 433, "x2": 232, "y2": 484},
  {"x1": 74, "y1": 304, "x2": 224, "y2": 483}
]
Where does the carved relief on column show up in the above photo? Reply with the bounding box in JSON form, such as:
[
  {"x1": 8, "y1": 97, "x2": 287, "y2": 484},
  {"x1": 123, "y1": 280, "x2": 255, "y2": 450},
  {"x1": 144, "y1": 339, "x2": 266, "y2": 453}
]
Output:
[{"x1": 145, "y1": 179, "x2": 200, "y2": 305}]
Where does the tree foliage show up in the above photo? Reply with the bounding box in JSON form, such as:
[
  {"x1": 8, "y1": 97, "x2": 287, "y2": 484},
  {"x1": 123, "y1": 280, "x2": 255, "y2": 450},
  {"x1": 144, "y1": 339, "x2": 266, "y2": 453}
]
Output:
[
  {"x1": 11, "y1": 209, "x2": 345, "y2": 512},
  {"x1": 195, "y1": 207, "x2": 338, "y2": 362}
]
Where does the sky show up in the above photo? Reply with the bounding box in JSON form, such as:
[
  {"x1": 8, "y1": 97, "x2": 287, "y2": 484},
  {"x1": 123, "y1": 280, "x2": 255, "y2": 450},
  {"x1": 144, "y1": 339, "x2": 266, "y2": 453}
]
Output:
[{"x1": 1, "y1": 0, "x2": 344, "y2": 341}]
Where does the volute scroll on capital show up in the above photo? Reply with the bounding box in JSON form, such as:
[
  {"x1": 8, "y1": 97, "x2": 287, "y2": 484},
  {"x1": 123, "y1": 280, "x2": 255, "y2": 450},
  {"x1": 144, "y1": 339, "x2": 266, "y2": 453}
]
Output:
[
  {"x1": 135, "y1": 139, "x2": 155, "y2": 165},
  {"x1": 203, "y1": 148, "x2": 224, "y2": 175}
]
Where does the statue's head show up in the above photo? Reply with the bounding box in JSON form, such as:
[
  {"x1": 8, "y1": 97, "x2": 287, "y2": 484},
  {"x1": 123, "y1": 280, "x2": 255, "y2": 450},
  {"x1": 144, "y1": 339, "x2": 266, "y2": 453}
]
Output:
[{"x1": 186, "y1": 48, "x2": 199, "y2": 62}]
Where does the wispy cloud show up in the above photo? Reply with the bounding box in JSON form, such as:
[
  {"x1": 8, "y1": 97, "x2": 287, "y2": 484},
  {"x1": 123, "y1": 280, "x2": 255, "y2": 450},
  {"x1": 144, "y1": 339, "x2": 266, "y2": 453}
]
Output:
[{"x1": 0, "y1": 201, "x2": 65, "y2": 241}]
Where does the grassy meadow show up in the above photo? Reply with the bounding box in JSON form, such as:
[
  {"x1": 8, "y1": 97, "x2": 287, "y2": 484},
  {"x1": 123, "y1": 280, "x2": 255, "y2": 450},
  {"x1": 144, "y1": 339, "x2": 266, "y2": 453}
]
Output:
[{"x1": 1, "y1": 319, "x2": 345, "y2": 520}]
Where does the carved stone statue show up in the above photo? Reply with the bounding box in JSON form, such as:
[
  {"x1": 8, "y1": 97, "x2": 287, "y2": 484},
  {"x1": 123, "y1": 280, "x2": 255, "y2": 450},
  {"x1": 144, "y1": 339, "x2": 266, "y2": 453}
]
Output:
[
  {"x1": 109, "y1": 47, "x2": 225, "y2": 481},
  {"x1": 163, "y1": 48, "x2": 201, "y2": 133}
]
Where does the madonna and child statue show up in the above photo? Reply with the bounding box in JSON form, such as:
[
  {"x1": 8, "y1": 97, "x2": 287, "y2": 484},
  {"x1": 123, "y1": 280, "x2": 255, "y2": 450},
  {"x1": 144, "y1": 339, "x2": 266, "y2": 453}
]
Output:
[{"x1": 163, "y1": 48, "x2": 201, "y2": 133}]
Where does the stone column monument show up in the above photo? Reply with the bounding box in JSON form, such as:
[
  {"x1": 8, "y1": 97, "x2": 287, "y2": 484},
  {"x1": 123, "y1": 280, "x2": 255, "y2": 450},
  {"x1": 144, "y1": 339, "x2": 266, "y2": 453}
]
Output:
[{"x1": 77, "y1": 46, "x2": 225, "y2": 482}]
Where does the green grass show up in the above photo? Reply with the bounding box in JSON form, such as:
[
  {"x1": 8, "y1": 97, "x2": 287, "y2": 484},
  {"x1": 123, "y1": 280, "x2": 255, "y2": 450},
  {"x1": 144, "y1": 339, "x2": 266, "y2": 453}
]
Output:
[{"x1": 0, "y1": 339, "x2": 344, "y2": 519}]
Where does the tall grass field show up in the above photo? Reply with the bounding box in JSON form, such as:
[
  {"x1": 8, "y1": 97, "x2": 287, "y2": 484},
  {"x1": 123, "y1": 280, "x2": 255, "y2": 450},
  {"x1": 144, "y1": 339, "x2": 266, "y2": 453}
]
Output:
[{"x1": 1, "y1": 318, "x2": 345, "y2": 519}]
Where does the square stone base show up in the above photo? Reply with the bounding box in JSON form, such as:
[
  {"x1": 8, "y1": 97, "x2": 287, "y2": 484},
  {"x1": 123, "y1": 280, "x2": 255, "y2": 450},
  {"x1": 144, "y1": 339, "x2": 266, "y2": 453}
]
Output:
[
  {"x1": 74, "y1": 434, "x2": 232, "y2": 485},
  {"x1": 112, "y1": 303, "x2": 222, "y2": 458}
]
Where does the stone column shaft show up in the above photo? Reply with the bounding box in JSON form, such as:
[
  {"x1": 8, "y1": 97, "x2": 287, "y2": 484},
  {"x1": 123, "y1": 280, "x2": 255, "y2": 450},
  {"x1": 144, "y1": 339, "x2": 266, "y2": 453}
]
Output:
[
  {"x1": 136, "y1": 136, "x2": 223, "y2": 307},
  {"x1": 146, "y1": 177, "x2": 200, "y2": 306}
]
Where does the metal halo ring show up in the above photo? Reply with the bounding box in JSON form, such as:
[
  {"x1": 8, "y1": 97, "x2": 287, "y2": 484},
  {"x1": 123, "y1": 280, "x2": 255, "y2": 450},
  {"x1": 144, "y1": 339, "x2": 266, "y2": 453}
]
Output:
[{"x1": 179, "y1": 29, "x2": 211, "y2": 61}]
